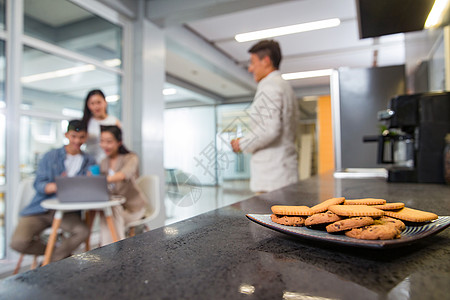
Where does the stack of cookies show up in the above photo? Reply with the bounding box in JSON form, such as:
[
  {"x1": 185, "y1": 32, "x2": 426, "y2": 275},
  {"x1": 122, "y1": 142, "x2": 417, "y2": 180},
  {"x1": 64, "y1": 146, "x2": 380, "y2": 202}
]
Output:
[{"x1": 270, "y1": 197, "x2": 439, "y2": 240}]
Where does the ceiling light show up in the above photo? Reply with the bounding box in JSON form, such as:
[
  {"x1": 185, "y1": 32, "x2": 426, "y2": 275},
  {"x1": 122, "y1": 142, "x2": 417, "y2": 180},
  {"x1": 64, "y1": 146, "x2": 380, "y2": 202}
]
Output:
[
  {"x1": 424, "y1": 0, "x2": 450, "y2": 28},
  {"x1": 282, "y1": 69, "x2": 333, "y2": 80},
  {"x1": 62, "y1": 108, "x2": 83, "y2": 118},
  {"x1": 106, "y1": 95, "x2": 120, "y2": 102},
  {"x1": 103, "y1": 58, "x2": 122, "y2": 67},
  {"x1": 20, "y1": 59, "x2": 121, "y2": 84},
  {"x1": 20, "y1": 103, "x2": 31, "y2": 110},
  {"x1": 163, "y1": 88, "x2": 177, "y2": 96},
  {"x1": 21, "y1": 64, "x2": 96, "y2": 83},
  {"x1": 235, "y1": 18, "x2": 341, "y2": 42}
]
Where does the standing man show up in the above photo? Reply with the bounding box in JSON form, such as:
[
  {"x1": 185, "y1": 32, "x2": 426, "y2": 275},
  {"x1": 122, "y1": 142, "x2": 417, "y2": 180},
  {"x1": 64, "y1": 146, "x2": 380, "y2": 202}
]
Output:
[
  {"x1": 11, "y1": 120, "x2": 95, "y2": 262},
  {"x1": 231, "y1": 40, "x2": 299, "y2": 193}
]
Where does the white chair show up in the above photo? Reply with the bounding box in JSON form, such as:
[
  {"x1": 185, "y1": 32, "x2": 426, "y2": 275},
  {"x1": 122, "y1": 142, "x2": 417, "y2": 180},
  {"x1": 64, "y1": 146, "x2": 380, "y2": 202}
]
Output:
[
  {"x1": 126, "y1": 175, "x2": 160, "y2": 237},
  {"x1": 12, "y1": 176, "x2": 39, "y2": 274}
]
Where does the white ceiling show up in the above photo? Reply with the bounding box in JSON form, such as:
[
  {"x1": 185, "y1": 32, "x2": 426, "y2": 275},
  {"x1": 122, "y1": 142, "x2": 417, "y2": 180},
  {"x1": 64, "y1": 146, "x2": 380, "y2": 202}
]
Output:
[
  {"x1": 21, "y1": 0, "x2": 438, "y2": 107},
  {"x1": 158, "y1": 0, "x2": 407, "y2": 104}
]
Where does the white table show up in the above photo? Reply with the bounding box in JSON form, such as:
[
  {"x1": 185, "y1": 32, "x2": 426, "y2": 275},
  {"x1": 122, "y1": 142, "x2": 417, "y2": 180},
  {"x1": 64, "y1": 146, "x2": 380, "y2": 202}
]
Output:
[{"x1": 40, "y1": 196, "x2": 125, "y2": 266}]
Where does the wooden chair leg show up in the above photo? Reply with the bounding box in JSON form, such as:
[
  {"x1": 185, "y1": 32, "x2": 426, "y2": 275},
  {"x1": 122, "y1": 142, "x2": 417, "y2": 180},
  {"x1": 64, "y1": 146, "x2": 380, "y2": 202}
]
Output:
[
  {"x1": 43, "y1": 211, "x2": 63, "y2": 266},
  {"x1": 30, "y1": 256, "x2": 39, "y2": 270},
  {"x1": 105, "y1": 215, "x2": 119, "y2": 242},
  {"x1": 129, "y1": 227, "x2": 135, "y2": 237},
  {"x1": 104, "y1": 207, "x2": 119, "y2": 242},
  {"x1": 85, "y1": 211, "x2": 96, "y2": 251},
  {"x1": 13, "y1": 254, "x2": 24, "y2": 275}
]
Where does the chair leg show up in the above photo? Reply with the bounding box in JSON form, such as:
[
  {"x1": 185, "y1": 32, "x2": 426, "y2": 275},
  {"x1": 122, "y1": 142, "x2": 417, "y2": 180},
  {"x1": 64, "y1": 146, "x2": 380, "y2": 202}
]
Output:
[
  {"x1": 85, "y1": 211, "x2": 96, "y2": 251},
  {"x1": 43, "y1": 212, "x2": 63, "y2": 266},
  {"x1": 30, "y1": 256, "x2": 39, "y2": 270},
  {"x1": 129, "y1": 227, "x2": 135, "y2": 237},
  {"x1": 104, "y1": 207, "x2": 119, "y2": 242},
  {"x1": 13, "y1": 254, "x2": 24, "y2": 275}
]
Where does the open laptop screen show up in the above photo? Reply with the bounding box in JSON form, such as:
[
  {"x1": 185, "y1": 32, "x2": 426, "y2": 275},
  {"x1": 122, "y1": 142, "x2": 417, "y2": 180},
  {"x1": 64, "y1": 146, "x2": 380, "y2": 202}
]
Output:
[{"x1": 55, "y1": 176, "x2": 110, "y2": 203}]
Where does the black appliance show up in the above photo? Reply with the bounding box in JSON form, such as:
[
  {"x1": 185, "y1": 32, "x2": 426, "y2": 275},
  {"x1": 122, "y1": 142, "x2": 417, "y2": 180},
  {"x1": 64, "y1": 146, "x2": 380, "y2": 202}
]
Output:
[{"x1": 364, "y1": 92, "x2": 450, "y2": 183}]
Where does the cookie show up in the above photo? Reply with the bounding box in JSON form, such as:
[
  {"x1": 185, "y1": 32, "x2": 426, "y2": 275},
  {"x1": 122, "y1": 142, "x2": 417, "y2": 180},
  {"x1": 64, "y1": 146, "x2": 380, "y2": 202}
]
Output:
[
  {"x1": 345, "y1": 224, "x2": 401, "y2": 240},
  {"x1": 384, "y1": 207, "x2": 438, "y2": 223},
  {"x1": 310, "y1": 197, "x2": 345, "y2": 213},
  {"x1": 328, "y1": 205, "x2": 385, "y2": 217},
  {"x1": 305, "y1": 211, "x2": 343, "y2": 226},
  {"x1": 326, "y1": 216, "x2": 374, "y2": 233},
  {"x1": 374, "y1": 216, "x2": 406, "y2": 231},
  {"x1": 271, "y1": 205, "x2": 313, "y2": 216},
  {"x1": 344, "y1": 198, "x2": 387, "y2": 205},
  {"x1": 271, "y1": 214, "x2": 305, "y2": 226},
  {"x1": 372, "y1": 202, "x2": 405, "y2": 210}
]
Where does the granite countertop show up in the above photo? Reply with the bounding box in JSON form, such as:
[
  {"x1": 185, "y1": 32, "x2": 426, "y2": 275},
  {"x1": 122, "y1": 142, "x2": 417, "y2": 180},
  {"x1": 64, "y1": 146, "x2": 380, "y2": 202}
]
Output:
[{"x1": 1, "y1": 174, "x2": 450, "y2": 299}]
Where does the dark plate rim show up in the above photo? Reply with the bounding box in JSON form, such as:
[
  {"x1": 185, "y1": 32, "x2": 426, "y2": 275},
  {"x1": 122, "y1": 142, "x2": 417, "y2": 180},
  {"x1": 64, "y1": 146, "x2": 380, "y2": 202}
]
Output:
[{"x1": 246, "y1": 214, "x2": 450, "y2": 249}]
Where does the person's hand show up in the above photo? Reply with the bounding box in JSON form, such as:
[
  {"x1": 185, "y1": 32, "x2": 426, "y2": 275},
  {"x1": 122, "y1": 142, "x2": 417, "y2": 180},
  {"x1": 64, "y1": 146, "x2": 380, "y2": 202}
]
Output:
[
  {"x1": 231, "y1": 138, "x2": 241, "y2": 153},
  {"x1": 106, "y1": 171, "x2": 126, "y2": 183},
  {"x1": 44, "y1": 182, "x2": 57, "y2": 194}
]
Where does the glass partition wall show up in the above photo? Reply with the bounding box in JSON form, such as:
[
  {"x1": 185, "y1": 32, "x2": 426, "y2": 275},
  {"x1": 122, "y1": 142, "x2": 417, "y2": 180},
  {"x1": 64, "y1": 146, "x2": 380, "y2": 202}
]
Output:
[
  {"x1": 0, "y1": 0, "x2": 125, "y2": 262},
  {"x1": 20, "y1": 45, "x2": 122, "y2": 178},
  {"x1": 23, "y1": 0, "x2": 122, "y2": 64},
  {"x1": 164, "y1": 103, "x2": 252, "y2": 188},
  {"x1": 216, "y1": 103, "x2": 251, "y2": 181},
  {"x1": 164, "y1": 106, "x2": 217, "y2": 188}
]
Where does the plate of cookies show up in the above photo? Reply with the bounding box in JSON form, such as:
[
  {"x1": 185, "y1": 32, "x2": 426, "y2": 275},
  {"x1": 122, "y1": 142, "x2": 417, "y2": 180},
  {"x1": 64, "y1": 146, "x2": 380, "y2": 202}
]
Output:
[{"x1": 246, "y1": 197, "x2": 450, "y2": 248}]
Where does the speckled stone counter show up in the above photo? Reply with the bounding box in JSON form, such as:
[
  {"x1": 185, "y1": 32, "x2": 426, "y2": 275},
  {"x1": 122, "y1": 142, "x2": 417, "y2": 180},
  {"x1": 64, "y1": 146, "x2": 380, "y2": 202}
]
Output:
[{"x1": 1, "y1": 173, "x2": 450, "y2": 300}]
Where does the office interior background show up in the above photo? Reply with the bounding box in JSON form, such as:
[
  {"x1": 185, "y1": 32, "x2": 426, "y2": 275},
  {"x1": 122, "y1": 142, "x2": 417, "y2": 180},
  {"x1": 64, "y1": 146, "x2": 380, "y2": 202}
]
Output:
[{"x1": 0, "y1": 0, "x2": 448, "y2": 272}]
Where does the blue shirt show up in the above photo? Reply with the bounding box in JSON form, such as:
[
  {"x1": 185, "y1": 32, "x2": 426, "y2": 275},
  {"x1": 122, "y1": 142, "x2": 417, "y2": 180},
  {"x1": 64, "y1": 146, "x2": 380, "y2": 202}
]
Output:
[{"x1": 20, "y1": 146, "x2": 96, "y2": 216}]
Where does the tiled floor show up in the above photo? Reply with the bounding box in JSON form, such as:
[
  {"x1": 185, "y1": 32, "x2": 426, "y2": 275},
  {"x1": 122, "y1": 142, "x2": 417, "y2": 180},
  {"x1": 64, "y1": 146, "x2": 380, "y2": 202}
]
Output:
[{"x1": 0, "y1": 179, "x2": 253, "y2": 278}]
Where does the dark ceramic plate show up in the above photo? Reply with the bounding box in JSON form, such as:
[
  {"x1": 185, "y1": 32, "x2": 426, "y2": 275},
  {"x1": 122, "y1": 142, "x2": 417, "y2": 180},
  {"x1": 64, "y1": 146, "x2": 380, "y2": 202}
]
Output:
[{"x1": 246, "y1": 214, "x2": 450, "y2": 249}]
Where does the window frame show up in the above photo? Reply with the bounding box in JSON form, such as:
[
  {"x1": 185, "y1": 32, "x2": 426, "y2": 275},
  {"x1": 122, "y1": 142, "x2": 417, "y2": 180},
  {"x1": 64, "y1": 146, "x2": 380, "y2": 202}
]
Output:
[{"x1": 2, "y1": 0, "x2": 132, "y2": 263}]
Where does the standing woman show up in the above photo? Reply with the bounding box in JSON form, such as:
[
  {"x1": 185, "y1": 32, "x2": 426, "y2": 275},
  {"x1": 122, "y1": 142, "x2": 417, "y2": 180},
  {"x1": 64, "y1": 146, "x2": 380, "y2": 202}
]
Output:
[
  {"x1": 82, "y1": 89, "x2": 121, "y2": 163},
  {"x1": 99, "y1": 125, "x2": 146, "y2": 245}
]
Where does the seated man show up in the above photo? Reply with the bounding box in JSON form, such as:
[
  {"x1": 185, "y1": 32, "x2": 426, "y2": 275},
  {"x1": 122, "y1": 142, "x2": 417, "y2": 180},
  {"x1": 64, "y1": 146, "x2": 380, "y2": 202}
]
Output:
[{"x1": 11, "y1": 119, "x2": 96, "y2": 262}]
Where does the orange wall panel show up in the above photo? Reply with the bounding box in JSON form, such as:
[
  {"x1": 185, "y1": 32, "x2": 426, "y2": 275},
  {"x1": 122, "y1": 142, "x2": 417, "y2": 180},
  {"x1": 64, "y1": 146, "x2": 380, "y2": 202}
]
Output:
[{"x1": 317, "y1": 95, "x2": 334, "y2": 174}]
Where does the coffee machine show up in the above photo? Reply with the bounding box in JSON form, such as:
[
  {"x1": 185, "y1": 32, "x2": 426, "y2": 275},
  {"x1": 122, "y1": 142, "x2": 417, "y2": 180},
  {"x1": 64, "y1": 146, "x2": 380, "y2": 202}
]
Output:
[{"x1": 364, "y1": 92, "x2": 450, "y2": 183}]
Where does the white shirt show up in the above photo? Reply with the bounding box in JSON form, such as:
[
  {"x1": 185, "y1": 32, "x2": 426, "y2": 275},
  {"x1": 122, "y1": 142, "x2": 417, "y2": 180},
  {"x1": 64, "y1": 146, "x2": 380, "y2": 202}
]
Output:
[
  {"x1": 239, "y1": 71, "x2": 299, "y2": 192},
  {"x1": 85, "y1": 115, "x2": 119, "y2": 163},
  {"x1": 64, "y1": 153, "x2": 83, "y2": 177}
]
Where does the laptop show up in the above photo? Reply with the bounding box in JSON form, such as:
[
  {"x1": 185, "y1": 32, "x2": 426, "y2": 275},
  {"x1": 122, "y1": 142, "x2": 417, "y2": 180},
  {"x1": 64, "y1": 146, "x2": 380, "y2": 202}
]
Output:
[{"x1": 55, "y1": 176, "x2": 110, "y2": 203}]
